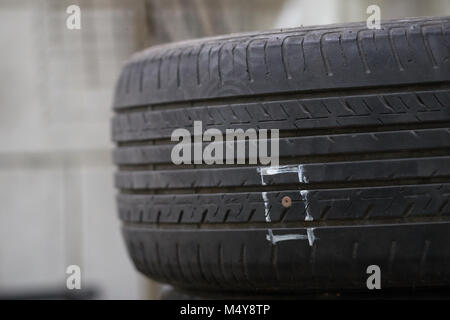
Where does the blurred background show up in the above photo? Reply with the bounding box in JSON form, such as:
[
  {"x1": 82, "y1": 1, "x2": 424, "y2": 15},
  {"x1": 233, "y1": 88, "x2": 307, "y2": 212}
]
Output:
[{"x1": 0, "y1": 0, "x2": 449, "y2": 299}]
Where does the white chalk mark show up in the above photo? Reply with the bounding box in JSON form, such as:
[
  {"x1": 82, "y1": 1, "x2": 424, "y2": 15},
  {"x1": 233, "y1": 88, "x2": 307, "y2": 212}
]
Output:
[
  {"x1": 258, "y1": 164, "x2": 318, "y2": 246},
  {"x1": 261, "y1": 186, "x2": 274, "y2": 242},
  {"x1": 298, "y1": 164, "x2": 309, "y2": 183},
  {"x1": 307, "y1": 228, "x2": 317, "y2": 246},
  {"x1": 258, "y1": 165, "x2": 301, "y2": 176},
  {"x1": 300, "y1": 189, "x2": 318, "y2": 246},
  {"x1": 300, "y1": 190, "x2": 313, "y2": 221},
  {"x1": 267, "y1": 233, "x2": 308, "y2": 244},
  {"x1": 261, "y1": 191, "x2": 271, "y2": 223}
]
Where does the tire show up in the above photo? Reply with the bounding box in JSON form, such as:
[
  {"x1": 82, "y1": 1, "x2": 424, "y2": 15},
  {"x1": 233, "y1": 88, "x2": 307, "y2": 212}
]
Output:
[{"x1": 112, "y1": 16, "x2": 450, "y2": 293}]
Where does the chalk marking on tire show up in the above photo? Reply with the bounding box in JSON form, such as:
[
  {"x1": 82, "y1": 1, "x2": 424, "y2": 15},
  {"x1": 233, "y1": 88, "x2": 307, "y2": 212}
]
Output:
[
  {"x1": 268, "y1": 233, "x2": 308, "y2": 244},
  {"x1": 257, "y1": 165, "x2": 318, "y2": 246},
  {"x1": 261, "y1": 191, "x2": 275, "y2": 243},
  {"x1": 300, "y1": 189, "x2": 317, "y2": 246}
]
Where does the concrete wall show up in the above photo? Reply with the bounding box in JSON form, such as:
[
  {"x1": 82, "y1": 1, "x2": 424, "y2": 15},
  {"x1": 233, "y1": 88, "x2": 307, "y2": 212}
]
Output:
[{"x1": 0, "y1": 0, "x2": 151, "y2": 299}]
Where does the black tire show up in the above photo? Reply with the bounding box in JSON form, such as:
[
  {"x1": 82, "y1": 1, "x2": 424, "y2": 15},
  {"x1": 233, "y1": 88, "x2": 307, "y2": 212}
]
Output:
[{"x1": 112, "y1": 16, "x2": 450, "y2": 293}]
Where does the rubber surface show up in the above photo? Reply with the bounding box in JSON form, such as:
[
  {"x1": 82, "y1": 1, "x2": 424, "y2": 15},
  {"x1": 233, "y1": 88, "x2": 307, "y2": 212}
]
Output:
[
  {"x1": 112, "y1": 16, "x2": 450, "y2": 293},
  {"x1": 124, "y1": 222, "x2": 450, "y2": 292}
]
